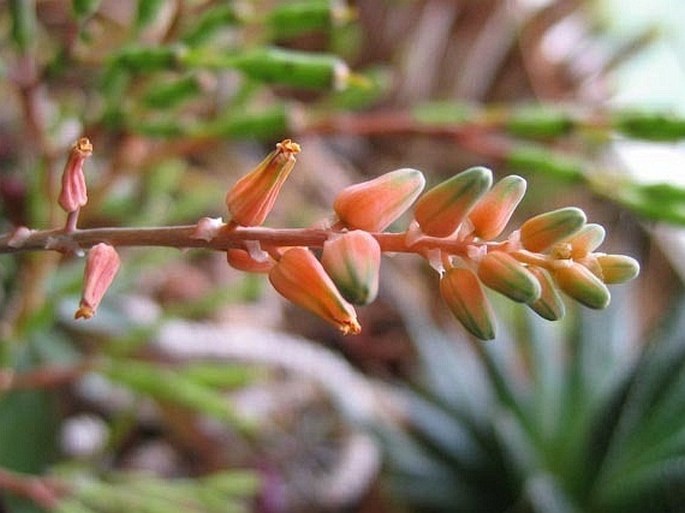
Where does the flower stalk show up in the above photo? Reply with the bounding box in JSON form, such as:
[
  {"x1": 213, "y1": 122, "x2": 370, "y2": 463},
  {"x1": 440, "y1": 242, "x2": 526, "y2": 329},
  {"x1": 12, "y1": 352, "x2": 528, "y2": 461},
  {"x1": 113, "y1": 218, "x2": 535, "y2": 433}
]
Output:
[{"x1": 1, "y1": 139, "x2": 640, "y2": 337}]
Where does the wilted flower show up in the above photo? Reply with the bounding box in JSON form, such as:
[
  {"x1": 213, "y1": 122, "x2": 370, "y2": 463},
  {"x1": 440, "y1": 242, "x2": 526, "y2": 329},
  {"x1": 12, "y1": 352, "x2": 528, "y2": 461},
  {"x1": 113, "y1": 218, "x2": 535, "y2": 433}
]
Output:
[
  {"x1": 75, "y1": 243, "x2": 120, "y2": 320},
  {"x1": 478, "y1": 251, "x2": 541, "y2": 304},
  {"x1": 519, "y1": 207, "x2": 586, "y2": 253},
  {"x1": 226, "y1": 139, "x2": 300, "y2": 226},
  {"x1": 58, "y1": 137, "x2": 93, "y2": 213},
  {"x1": 269, "y1": 247, "x2": 361, "y2": 334},
  {"x1": 440, "y1": 266, "x2": 496, "y2": 340},
  {"x1": 333, "y1": 168, "x2": 426, "y2": 232},
  {"x1": 469, "y1": 175, "x2": 527, "y2": 240},
  {"x1": 321, "y1": 230, "x2": 381, "y2": 305},
  {"x1": 414, "y1": 166, "x2": 492, "y2": 238}
]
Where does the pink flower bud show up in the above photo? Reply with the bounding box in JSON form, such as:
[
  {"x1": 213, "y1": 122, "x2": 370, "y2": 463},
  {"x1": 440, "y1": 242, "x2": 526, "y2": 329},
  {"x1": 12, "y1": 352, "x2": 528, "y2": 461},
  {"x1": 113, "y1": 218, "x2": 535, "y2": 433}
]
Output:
[
  {"x1": 226, "y1": 139, "x2": 300, "y2": 226},
  {"x1": 440, "y1": 267, "x2": 495, "y2": 340},
  {"x1": 269, "y1": 247, "x2": 361, "y2": 334},
  {"x1": 321, "y1": 230, "x2": 381, "y2": 305},
  {"x1": 58, "y1": 137, "x2": 93, "y2": 213},
  {"x1": 478, "y1": 251, "x2": 541, "y2": 304},
  {"x1": 333, "y1": 168, "x2": 426, "y2": 232},
  {"x1": 469, "y1": 175, "x2": 527, "y2": 240},
  {"x1": 75, "y1": 243, "x2": 120, "y2": 320},
  {"x1": 414, "y1": 166, "x2": 492, "y2": 238}
]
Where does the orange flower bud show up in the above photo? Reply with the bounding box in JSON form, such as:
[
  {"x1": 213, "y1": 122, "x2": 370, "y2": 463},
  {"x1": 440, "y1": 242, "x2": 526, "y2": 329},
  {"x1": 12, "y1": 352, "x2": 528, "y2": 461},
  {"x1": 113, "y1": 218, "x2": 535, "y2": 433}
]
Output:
[
  {"x1": 565, "y1": 223, "x2": 606, "y2": 259},
  {"x1": 440, "y1": 267, "x2": 496, "y2": 340},
  {"x1": 414, "y1": 166, "x2": 493, "y2": 238},
  {"x1": 527, "y1": 266, "x2": 565, "y2": 321},
  {"x1": 520, "y1": 207, "x2": 586, "y2": 253},
  {"x1": 226, "y1": 248, "x2": 274, "y2": 273},
  {"x1": 469, "y1": 175, "x2": 527, "y2": 240},
  {"x1": 333, "y1": 168, "x2": 426, "y2": 232},
  {"x1": 321, "y1": 230, "x2": 381, "y2": 305},
  {"x1": 596, "y1": 254, "x2": 640, "y2": 284},
  {"x1": 75, "y1": 243, "x2": 120, "y2": 320},
  {"x1": 269, "y1": 247, "x2": 361, "y2": 334},
  {"x1": 554, "y1": 261, "x2": 610, "y2": 310},
  {"x1": 226, "y1": 139, "x2": 300, "y2": 226},
  {"x1": 59, "y1": 137, "x2": 93, "y2": 213},
  {"x1": 478, "y1": 251, "x2": 541, "y2": 303}
]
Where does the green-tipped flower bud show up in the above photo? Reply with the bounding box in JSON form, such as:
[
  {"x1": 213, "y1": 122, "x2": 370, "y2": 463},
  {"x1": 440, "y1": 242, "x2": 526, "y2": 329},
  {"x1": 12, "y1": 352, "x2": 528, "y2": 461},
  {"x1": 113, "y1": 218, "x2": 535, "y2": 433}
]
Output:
[
  {"x1": 469, "y1": 175, "x2": 527, "y2": 240},
  {"x1": 527, "y1": 266, "x2": 565, "y2": 321},
  {"x1": 414, "y1": 166, "x2": 493, "y2": 238},
  {"x1": 440, "y1": 267, "x2": 496, "y2": 340},
  {"x1": 596, "y1": 254, "x2": 640, "y2": 284},
  {"x1": 565, "y1": 223, "x2": 606, "y2": 258},
  {"x1": 334, "y1": 168, "x2": 426, "y2": 232},
  {"x1": 554, "y1": 262, "x2": 610, "y2": 309},
  {"x1": 520, "y1": 207, "x2": 586, "y2": 253},
  {"x1": 478, "y1": 251, "x2": 541, "y2": 303},
  {"x1": 269, "y1": 247, "x2": 361, "y2": 335},
  {"x1": 322, "y1": 231, "x2": 381, "y2": 305}
]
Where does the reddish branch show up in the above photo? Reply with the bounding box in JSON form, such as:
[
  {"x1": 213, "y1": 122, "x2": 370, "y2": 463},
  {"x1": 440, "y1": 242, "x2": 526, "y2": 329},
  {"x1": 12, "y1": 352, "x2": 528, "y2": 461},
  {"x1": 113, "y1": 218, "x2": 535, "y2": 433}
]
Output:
[{"x1": 0, "y1": 224, "x2": 507, "y2": 257}]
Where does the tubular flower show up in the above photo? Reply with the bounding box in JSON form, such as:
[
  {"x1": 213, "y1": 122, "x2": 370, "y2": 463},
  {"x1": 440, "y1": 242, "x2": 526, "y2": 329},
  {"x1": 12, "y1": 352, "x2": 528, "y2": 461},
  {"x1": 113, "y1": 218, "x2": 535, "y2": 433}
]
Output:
[
  {"x1": 75, "y1": 243, "x2": 121, "y2": 320},
  {"x1": 58, "y1": 137, "x2": 93, "y2": 213},
  {"x1": 414, "y1": 166, "x2": 493, "y2": 238},
  {"x1": 469, "y1": 175, "x2": 527, "y2": 240},
  {"x1": 478, "y1": 251, "x2": 541, "y2": 304},
  {"x1": 226, "y1": 248, "x2": 274, "y2": 273},
  {"x1": 269, "y1": 247, "x2": 361, "y2": 334},
  {"x1": 440, "y1": 267, "x2": 496, "y2": 340},
  {"x1": 519, "y1": 207, "x2": 586, "y2": 253},
  {"x1": 333, "y1": 168, "x2": 426, "y2": 232},
  {"x1": 226, "y1": 139, "x2": 300, "y2": 226},
  {"x1": 321, "y1": 230, "x2": 381, "y2": 305},
  {"x1": 527, "y1": 266, "x2": 566, "y2": 321},
  {"x1": 554, "y1": 261, "x2": 610, "y2": 310}
]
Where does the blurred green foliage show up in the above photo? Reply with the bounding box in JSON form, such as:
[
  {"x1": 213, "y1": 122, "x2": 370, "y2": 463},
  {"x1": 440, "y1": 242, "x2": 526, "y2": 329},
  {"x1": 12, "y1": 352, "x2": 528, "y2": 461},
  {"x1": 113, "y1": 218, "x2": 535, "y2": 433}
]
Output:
[{"x1": 380, "y1": 290, "x2": 685, "y2": 512}]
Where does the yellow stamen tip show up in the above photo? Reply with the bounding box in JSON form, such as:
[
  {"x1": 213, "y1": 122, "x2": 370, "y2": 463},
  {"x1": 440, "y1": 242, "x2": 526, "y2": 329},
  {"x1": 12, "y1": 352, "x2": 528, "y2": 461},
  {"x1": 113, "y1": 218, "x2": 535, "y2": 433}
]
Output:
[{"x1": 277, "y1": 139, "x2": 301, "y2": 155}]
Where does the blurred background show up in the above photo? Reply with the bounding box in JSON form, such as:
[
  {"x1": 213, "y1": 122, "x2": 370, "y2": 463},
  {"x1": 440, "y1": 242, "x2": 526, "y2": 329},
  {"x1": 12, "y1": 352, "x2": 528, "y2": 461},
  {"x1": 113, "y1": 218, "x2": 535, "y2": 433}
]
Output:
[{"x1": 1, "y1": 0, "x2": 685, "y2": 512}]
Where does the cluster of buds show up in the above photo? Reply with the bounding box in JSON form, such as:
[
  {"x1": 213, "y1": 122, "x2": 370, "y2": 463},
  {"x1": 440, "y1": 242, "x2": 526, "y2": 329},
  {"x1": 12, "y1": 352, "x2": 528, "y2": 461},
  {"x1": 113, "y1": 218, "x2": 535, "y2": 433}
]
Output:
[
  {"x1": 53, "y1": 137, "x2": 638, "y2": 338},
  {"x1": 224, "y1": 140, "x2": 640, "y2": 340}
]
